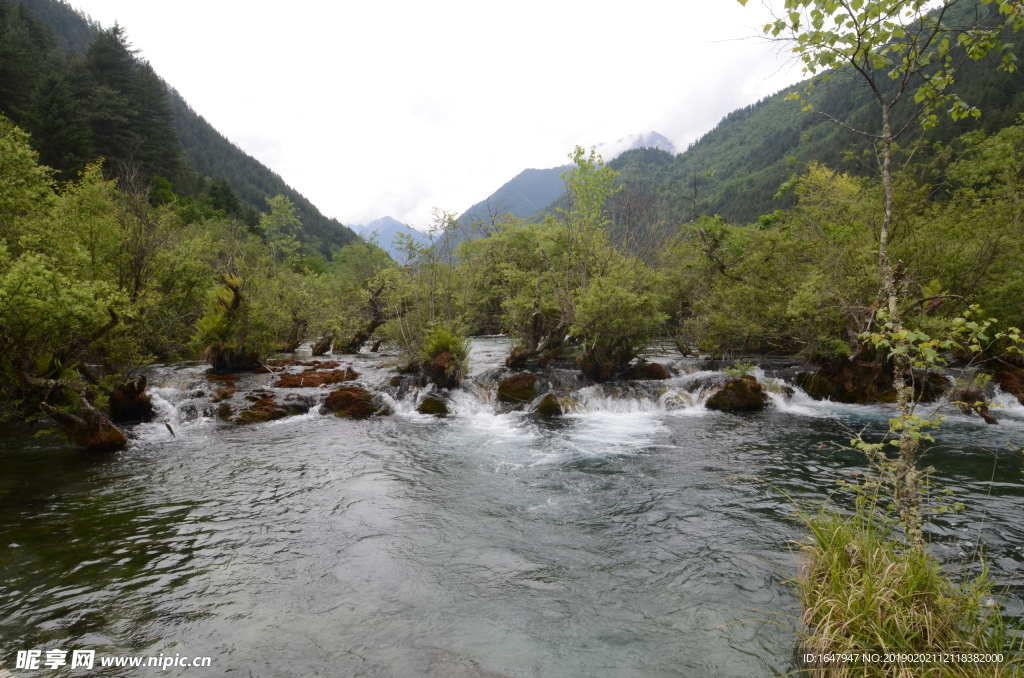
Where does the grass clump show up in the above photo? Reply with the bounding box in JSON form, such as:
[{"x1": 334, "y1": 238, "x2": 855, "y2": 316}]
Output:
[
  {"x1": 797, "y1": 502, "x2": 1018, "y2": 677},
  {"x1": 723, "y1": 361, "x2": 758, "y2": 379}
]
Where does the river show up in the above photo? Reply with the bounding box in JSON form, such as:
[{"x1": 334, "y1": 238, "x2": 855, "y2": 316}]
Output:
[{"x1": 2, "y1": 337, "x2": 1022, "y2": 676}]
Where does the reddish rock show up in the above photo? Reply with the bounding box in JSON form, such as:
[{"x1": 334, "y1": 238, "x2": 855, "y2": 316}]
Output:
[
  {"x1": 323, "y1": 387, "x2": 376, "y2": 419},
  {"x1": 274, "y1": 368, "x2": 359, "y2": 388},
  {"x1": 497, "y1": 373, "x2": 537, "y2": 404}
]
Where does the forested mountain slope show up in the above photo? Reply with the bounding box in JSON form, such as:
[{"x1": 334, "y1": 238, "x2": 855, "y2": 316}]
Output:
[
  {"x1": 459, "y1": 167, "x2": 566, "y2": 224},
  {"x1": 0, "y1": 0, "x2": 355, "y2": 255},
  {"x1": 167, "y1": 90, "x2": 354, "y2": 254},
  {"x1": 601, "y1": 49, "x2": 1024, "y2": 227}
]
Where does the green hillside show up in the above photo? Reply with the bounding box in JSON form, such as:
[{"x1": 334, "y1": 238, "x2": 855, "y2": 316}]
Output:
[
  {"x1": 459, "y1": 166, "x2": 566, "y2": 224},
  {"x1": 0, "y1": 0, "x2": 355, "y2": 256},
  {"x1": 601, "y1": 52, "x2": 1024, "y2": 228}
]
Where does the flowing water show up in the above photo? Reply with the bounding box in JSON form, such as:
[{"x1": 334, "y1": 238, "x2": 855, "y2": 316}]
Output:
[{"x1": 2, "y1": 337, "x2": 1022, "y2": 677}]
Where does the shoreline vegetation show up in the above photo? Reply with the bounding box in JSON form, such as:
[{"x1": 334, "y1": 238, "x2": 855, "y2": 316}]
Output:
[{"x1": 2, "y1": 0, "x2": 1024, "y2": 673}]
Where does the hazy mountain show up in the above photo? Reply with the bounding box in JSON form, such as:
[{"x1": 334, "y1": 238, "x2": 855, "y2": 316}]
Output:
[
  {"x1": 596, "y1": 131, "x2": 676, "y2": 161},
  {"x1": 355, "y1": 217, "x2": 428, "y2": 262},
  {"x1": 459, "y1": 131, "x2": 675, "y2": 225},
  {"x1": 459, "y1": 167, "x2": 567, "y2": 225}
]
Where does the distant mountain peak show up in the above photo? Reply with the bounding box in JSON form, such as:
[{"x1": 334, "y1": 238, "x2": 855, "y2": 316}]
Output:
[
  {"x1": 354, "y1": 216, "x2": 427, "y2": 260},
  {"x1": 595, "y1": 131, "x2": 676, "y2": 161}
]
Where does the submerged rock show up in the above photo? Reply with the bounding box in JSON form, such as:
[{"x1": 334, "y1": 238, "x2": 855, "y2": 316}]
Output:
[
  {"x1": 416, "y1": 396, "x2": 449, "y2": 416},
  {"x1": 235, "y1": 398, "x2": 289, "y2": 424},
  {"x1": 211, "y1": 388, "x2": 236, "y2": 403},
  {"x1": 322, "y1": 387, "x2": 376, "y2": 419},
  {"x1": 535, "y1": 393, "x2": 562, "y2": 418},
  {"x1": 497, "y1": 373, "x2": 537, "y2": 404},
  {"x1": 620, "y1": 362, "x2": 669, "y2": 381},
  {"x1": 217, "y1": 402, "x2": 233, "y2": 420},
  {"x1": 705, "y1": 376, "x2": 768, "y2": 412},
  {"x1": 371, "y1": 394, "x2": 393, "y2": 416}
]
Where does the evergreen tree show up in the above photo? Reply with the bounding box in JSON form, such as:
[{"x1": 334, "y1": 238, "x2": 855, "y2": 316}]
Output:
[{"x1": 28, "y1": 72, "x2": 91, "y2": 178}]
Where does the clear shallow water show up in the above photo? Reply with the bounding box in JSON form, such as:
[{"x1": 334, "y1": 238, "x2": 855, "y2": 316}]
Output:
[{"x1": 1, "y1": 337, "x2": 1022, "y2": 677}]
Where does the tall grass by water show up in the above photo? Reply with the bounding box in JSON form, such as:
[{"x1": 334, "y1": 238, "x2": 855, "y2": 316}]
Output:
[{"x1": 796, "y1": 502, "x2": 1020, "y2": 677}]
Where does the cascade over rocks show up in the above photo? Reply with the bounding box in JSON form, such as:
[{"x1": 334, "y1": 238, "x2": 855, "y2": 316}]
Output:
[
  {"x1": 424, "y1": 352, "x2": 461, "y2": 390},
  {"x1": 535, "y1": 393, "x2": 562, "y2": 418},
  {"x1": 705, "y1": 376, "x2": 768, "y2": 411},
  {"x1": 947, "y1": 382, "x2": 998, "y2": 425},
  {"x1": 417, "y1": 396, "x2": 448, "y2": 416},
  {"x1": 322, "y1": 387, "x2": 376, "y2": 419},
  {"x1": 497, "y1": 373, "x2": 537, "y2": 405},
  {"x1": 993, "y1": 365, "x2": 1024, "y2": 406},
  {"x1": 796, "y1": 359, "x2": 947, "y2": 404}
]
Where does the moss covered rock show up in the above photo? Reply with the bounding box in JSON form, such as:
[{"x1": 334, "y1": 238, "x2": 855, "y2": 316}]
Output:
[
  {"x1": 497, "y1": 373, "x2": 537, "y2": 404},
  {"x1": 705, "y1": 376, "x2": 767, "y2": 411},
  {"x1": 273, "y1": 367, "x2": 358, "y2": 388},
  {"x1": 235, "y1": 398, "x2": 289, "y2": 424},
  {"x1": 797, "y1": 361, "x2": 946, "y2": 404},
  {"x1": 417, "y1": 396, "x2": 448, "y2": 416},
  {"x1": 620, "y1": 362, "x2": 669, "y2": 381},
  {"x1": 535, "y1": 393, "x2": 562, "y2": 418},
  {"x1": 211, "y1": 388, "x2": 236, "y2": 403},
  {"x1": 322, "y1": 387, "x2": 376, "y2": 419}
]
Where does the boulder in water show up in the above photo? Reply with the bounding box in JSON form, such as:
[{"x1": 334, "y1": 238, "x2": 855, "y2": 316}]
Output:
[
  {"x1": 993, "y1": 366, "x2": 1024, "y2": 406},
  {"x1": 798, "y1": 360, "x2": 947, "y2": 404},
  {"x1": 417, "y1": 396, "x2": 449, "y2": 416},
  {"x1": 948, "y1": 379, "x2": 998, "y2": 425},
  {"x1": 322, "y1": 387, "x2": 376, "y2": 419},
  {"x1": 535, "y1": 393, "x2": 562, "y2": 418},
  {"x1": 235, "y1": 398, "x2": 290, "y2": 423},
  {"x1": 706, "y1": 376, "x2": 768, "y2": 411},
  {"x1": 108, "y1": 376, "x2": 154, "y2": 423},
  {"x1": 620, "y1": 362, "x2": 669, "y2": 381},
  {"x1": 497, "y1": 373, "x2": 537, "y2": 404}
]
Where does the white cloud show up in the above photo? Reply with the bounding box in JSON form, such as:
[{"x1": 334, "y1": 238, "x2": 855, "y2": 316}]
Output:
[{"x1": 75, "y1": 0, "x2": 802, "y2": 228}]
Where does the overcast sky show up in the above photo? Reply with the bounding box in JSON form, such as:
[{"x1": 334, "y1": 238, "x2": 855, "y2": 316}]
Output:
[{"x1": 73, "y1": 0, "x2": 802, "y2": 229}]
